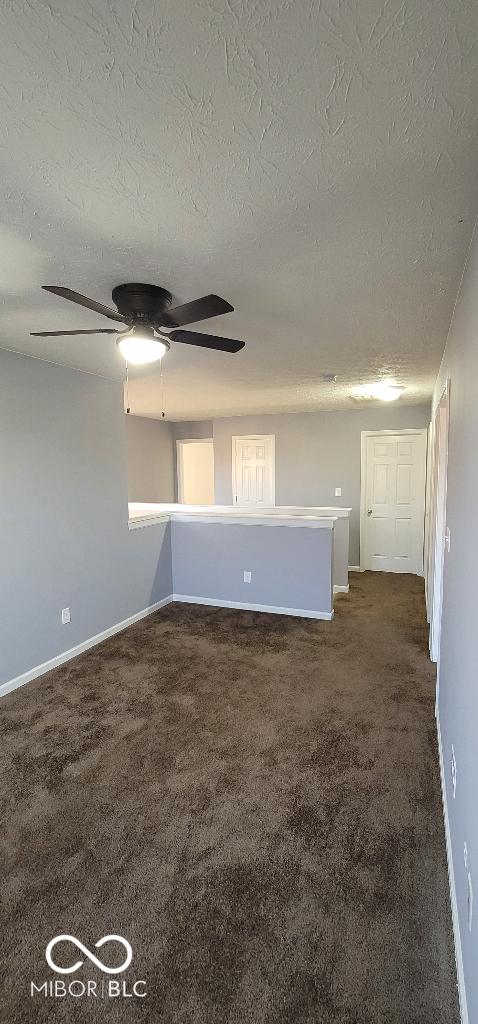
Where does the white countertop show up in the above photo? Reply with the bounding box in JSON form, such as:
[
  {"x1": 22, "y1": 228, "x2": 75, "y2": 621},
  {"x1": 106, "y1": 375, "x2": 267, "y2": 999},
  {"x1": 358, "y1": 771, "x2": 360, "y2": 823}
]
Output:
[{"x1": 128, "y1": 503, "x2": 339, "y2": 531}]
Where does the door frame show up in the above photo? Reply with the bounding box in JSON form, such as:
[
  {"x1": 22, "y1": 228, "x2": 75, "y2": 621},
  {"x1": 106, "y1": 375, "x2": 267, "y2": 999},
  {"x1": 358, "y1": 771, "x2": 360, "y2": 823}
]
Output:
[
  {"x1": 176, "y1": 438, "x2": 214, "y2": 504},
  {"x1": 232, "y1": 435, "x2": 276, "y2": 506},
  {"x1": 360, "y1": 428, "x2": 428, "y2": 573},
  {"x1": 426, "y1": 381, "x2": 450, "y2": 667}
]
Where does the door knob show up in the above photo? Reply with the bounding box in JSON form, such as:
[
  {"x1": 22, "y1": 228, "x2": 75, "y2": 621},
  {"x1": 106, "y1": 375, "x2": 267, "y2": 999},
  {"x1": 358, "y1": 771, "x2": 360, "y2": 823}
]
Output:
[{"x1": 367, "y1": 508, "x2": 372, "y2": 515}]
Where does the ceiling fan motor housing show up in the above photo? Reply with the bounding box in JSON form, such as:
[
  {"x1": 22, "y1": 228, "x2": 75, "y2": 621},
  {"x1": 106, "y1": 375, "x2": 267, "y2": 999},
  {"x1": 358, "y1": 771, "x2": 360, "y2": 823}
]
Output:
[{"x1": 112, "y1": 283, "x2": 173, "y2": 324}]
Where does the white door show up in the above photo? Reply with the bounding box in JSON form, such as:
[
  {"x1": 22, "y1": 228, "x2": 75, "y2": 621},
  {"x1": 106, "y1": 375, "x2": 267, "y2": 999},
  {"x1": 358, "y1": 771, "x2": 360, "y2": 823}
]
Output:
[
  {"x1": 177, "y1": 440, "x2": 214, "y2": 504},
  {"x1": 362, "y1": 431, "x2": 427, "y2": 573},
  {"x1": 232, "y1": 435, "x2": 275, "y2": 506}
]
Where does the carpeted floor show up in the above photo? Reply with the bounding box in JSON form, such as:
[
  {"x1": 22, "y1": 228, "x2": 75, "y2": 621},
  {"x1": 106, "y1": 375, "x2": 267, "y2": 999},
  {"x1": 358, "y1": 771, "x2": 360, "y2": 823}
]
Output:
[{"x1": 0, "y1": 572, "x2": 458, "y2": 1023}]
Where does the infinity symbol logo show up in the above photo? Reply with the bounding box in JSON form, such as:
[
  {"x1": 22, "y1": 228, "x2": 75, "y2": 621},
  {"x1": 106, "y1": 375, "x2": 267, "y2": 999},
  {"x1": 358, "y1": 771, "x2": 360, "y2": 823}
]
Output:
[{"x1": 45, "y1": 935, "x2": 133, "y2": 975}]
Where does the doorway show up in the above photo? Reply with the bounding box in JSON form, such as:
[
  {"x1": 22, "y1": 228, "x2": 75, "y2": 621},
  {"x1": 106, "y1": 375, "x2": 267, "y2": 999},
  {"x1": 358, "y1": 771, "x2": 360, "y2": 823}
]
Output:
[
  {"x1": 176, "y1": 439, "x2": 215, "y2": 505},
  {"x1": 360, "y1": 429, "x2": 428, "y2": 573},
  {"x1": 232, "y1": 435, "x2": 275, "y2": 506}
]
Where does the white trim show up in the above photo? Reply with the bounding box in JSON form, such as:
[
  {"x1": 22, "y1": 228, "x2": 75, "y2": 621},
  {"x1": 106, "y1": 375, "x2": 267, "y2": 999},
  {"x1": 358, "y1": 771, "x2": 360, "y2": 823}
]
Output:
[
  {"x1": 437, "y1": 714, "x2": 469, "y2": 1024},
  {"x1": 172, "y1": 513, "x2": 335, "y2": 530},
  {"x1": 129, "y1": 510, "x2": 336, "y2": 530},
  {"x1": 348, "y1": 565, "x2": 363, "y2": 572},
  {"x1": 176, "y1": 438, "x2": 214, "y2": 504},
  {"x1": 130, "y1": 502, "x2": 350, "y2": 517},
  {"x1": 424, "y1": 420, "x2": 434, "y2": 623},
  {"x1": 0, "y1": 596, "x2": 173, "y2": 700},
  {"x1": 129, "y1": 514, "x2": 170, "y2": 530},
  {"x1": 360, "y1": 428, "x2": 428, "y2": 573},
  {"x1": 333, "y1": 584, "x2": 350, "y2": 594},
  {"x1": 172, "y1": 594, "x2": 333, "y2": 620},
  {"x1": 232, "y1": 434, "x2": 276, "y2": 506},
  {"x1": 264, "y1": 505, "x2": 352, "y2": 518},
  {"x1": 428, "y1": 381, "x2": 450, "y2": 666}
]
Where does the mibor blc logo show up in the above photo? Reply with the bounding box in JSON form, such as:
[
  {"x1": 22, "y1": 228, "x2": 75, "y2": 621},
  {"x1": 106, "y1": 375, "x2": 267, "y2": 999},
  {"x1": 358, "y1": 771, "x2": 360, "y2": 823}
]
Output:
[{"x1": 30, "y1": 934, "x2": 147, "y2": 999}]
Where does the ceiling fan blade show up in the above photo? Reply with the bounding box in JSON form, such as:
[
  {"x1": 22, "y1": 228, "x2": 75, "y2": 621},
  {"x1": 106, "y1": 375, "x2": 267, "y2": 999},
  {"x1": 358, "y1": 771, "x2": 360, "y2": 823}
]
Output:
[
  {"x1": 42, "y1": 286, "x2": 127, "y2": 324},
  {"x1": 162, "y1": 294, "x2": 233, "y2": 328},
  {"x1": 30, "y1": 328, "x2": 119, "y2": 337},
  {"x1": 170, "y1": 330, "x2": 244, "y2": 353}
]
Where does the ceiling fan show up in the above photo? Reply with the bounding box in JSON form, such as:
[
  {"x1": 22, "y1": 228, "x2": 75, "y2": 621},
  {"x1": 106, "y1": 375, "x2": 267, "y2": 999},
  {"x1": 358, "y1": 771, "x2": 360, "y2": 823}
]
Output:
[{"x1": 31, "y1": 283, "x2": 245, "y2": 364}]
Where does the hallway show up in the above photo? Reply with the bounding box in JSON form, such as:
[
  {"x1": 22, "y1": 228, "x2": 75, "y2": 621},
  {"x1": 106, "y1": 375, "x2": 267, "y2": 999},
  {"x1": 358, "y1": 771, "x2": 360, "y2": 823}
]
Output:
[{"x1": 0, "y1": 573, "x2": 458, "y2": 1023}]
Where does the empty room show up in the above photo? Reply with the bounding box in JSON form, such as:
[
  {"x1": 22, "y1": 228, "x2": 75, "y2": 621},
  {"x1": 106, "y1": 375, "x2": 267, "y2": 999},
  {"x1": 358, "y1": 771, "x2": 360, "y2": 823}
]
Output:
[{"x1": 1, "y1": 2, "x2": 477, "y2": 1021}]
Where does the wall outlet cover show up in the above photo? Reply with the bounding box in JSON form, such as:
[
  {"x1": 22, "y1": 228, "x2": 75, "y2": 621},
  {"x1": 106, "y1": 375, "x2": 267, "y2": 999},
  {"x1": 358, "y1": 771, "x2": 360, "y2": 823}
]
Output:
[
  {"x1": 335, "y1": 487, "x2": 342, "y2": 497},
  {"x1": 243, "y1": 571, "x2": 252, "y2": 584},
  {"x1": 61, "y1": 607, "x2": 71, "y2": 625}
]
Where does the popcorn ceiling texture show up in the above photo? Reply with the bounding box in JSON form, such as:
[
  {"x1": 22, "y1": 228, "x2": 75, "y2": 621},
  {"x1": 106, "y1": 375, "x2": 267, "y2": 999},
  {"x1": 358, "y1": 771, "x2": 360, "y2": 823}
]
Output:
[{"x1": 0, "y1": 0, "x2": 477, "y2": 418}]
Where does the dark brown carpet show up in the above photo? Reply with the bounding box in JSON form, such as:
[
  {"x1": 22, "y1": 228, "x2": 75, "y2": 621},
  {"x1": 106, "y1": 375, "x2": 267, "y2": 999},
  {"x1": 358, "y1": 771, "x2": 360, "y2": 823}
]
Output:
[{"x1": 0, "y1": 573, "x2": 458, "y2": 1023}]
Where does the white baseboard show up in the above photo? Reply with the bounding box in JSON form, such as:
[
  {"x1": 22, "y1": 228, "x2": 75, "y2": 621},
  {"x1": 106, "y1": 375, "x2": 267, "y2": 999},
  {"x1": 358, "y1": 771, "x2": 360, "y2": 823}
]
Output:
[
  {"x1": 437, "y1": 713, "x2": 469, "y2": 1024},
  {"x1": 348, "y1": 565, "x2": 362, "y2": 572},
  {"x1": 333, "y1": 584, "x2": 350, "y2": 594},
  {"x1": 0, "y1": 595, "x2": 173, "y2": 700},
  {"x1": 2, "y1": 590, "x2": 335, "y2": 701},
  {"x1": 172, "y1": 594, "x2": 334, "y2": 620}
]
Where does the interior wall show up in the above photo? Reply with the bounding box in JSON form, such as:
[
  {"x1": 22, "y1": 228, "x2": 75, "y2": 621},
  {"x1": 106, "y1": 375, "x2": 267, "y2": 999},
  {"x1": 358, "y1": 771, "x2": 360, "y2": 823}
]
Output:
[
  {"x1": 211, "y1": 406, "x2": 430, "y2": 565},
  {"x1": 172, "y1": 420, "x2": 214, "y2": 441},
  {"x1": 0, "y1": 349, "x2": 172, "y2": 687},
  {"x1": 125, "y1": 414, "x2": 175, "y2": 502},
  {"x1": 432, "y1": 222, "x2": 478, "y2": 1024}
]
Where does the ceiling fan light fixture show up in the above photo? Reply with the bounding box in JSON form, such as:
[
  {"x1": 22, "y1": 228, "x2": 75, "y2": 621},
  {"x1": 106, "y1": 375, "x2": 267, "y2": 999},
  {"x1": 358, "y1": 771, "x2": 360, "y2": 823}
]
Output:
[{"x1": 117, "y1": 325, "x2": 169, "y2": 365}]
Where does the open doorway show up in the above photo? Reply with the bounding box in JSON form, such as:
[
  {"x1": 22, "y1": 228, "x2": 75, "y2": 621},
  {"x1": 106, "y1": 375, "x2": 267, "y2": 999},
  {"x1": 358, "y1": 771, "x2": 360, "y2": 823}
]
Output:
[
  {"x1": 177, "y1": 439, "x2": 215, "y2": 504},
  {"x1": 425, "y1": 382, "x2": 450, "y2": 665}
]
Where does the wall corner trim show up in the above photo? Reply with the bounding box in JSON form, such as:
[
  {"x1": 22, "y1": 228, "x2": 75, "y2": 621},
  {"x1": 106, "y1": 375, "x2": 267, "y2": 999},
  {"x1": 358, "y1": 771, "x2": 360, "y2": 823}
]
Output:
[
  {"x1": 437, "y1": 713, "x2": 469, "y2": 1024},
  {"x1": 333, "y1": 584, "x2": 350, "y2": 594},
  {"x1": 348, "y1": 565, "x2": 363, "y2": 572},
  {"x1": 0, "y1": 596, "x2": 174, "y2": 700}
]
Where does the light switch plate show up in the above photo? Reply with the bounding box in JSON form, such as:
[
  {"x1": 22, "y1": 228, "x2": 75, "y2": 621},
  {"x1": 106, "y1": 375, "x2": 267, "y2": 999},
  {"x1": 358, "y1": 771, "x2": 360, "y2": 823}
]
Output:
[
  {"x1": 243, "y1": 571, "x2": 252, "y2": 584},
  {"x1": 61, "y1": 607, "x2": 71, "y2": 625},
  {"x1": 335, "y1": 487, "x2": 342, "y2": 497}
]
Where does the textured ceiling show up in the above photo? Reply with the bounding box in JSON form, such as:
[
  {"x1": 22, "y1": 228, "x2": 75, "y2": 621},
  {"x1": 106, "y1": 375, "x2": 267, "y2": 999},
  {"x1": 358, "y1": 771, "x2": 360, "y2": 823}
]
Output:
[{"x1": 1, "y1": 0, "x2": 477, "y2": 419}]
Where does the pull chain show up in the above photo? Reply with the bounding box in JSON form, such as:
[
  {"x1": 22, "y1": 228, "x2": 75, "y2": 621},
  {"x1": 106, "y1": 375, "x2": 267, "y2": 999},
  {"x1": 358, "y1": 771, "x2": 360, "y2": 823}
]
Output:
[
  {"x1": 161, "y1": 357, "x2": 165, "y2": 419},
  {"x1": 125, "y1": 360, "x2": 131, "y2": 414}
]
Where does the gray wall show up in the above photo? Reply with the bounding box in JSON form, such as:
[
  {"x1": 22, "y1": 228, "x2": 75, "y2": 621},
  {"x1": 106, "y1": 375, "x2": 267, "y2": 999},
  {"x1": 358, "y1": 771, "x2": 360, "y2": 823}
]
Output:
[
  {"x1": 172, "y1": 420, "x2": 213, "y2": 441},
  {"x1": 125, "y1": 414, "x2": 175, "y2": 502},
  {"x1": 432, "y1": 226, "x2": 478, "y2": 1023},
  {"x1": 0, "y1": 349, "x2": 172, "y2": 686},
  {"x1": 171, "y1": 520, "x2": 333, "y2": 615},
  {"x1": 211, "y1": 406, "x2": 430, "y2": 565}
]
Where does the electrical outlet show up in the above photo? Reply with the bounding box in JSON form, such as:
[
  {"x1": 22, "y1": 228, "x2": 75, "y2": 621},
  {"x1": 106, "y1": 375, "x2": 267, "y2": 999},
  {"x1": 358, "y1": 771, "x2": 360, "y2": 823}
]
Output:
[
  {"x1": 451, "y1": 745, "x2": 457, "y2": 798},
  {"x1": 243, "y1": 570, "x2": 252, "y2": 584},
  {"x1": 61, "y1": 607, "x2": 71, "y2": 625},
  {"x1": 467, "y1": 870, "x2": 473, "y2": 932},
  {"x1": 335, "y1": 487, "x2": 342, "y2": 497}
]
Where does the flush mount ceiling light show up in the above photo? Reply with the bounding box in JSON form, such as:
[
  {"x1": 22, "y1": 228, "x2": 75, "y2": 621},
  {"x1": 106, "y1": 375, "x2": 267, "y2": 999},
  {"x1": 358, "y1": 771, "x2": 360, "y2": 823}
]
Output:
[
  {"x1": 357, "y1": 382, "x2": 404, "y2": 402},
  {"x1": 116, "y1": 325, "x2": 170, "y2": 365}
]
